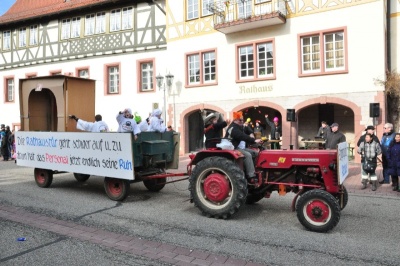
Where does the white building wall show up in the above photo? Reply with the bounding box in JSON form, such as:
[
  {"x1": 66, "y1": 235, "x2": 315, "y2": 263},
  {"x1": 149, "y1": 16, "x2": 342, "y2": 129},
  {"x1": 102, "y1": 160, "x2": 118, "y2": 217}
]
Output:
[{"x1": 164, "y1": 1, "x2": 386, "y2": 117}]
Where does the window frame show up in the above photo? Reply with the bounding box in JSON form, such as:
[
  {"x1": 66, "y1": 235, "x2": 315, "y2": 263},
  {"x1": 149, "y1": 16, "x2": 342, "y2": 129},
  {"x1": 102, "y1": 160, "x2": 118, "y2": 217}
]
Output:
[
  {"x1": 235, "y1": 39, "x2": 276, "y2": 83},
  {"x1": 3, "y1": 30, "x2": 11, "y2": 50},
  {"x1": 76, "y1": 67, "x2": 90, "y2": 79},
  {"x1": 202, "y1": 0, "x2": 213, "y2": 17},
  {"x1": 187, "y1": 0, "x2": 199, "y2": 20},
  {"x1": 29, "y1": 25, "x2": 38, "y2": 46},
  {"x1": 185, "y1": 48, "x2": 218, "y2": 88},
  {"x1": 104, "y1": 62, "x2": 121, "y2": 95},
  {"x1": 137, "y1": 58, "x2": 156, "y2": 93},
  {"x1": 298, "y1": 27, "x2": 348, "y2": 77},
  {"x1": 4, "y1": 76, "x2": 15, "y2": 103},
  {"x1": 110, "y1": 8, "x2": 122, "y2": 32},
  {"x1": 18, "y1": 27, "x2": 27, "y2": 48},
  {"x1": 122, "y1": 7, "x2": 134, "y2": 30}
]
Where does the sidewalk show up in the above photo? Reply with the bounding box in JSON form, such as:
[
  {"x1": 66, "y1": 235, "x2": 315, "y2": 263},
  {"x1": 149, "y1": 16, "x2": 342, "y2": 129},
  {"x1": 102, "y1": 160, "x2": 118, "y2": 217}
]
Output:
[{"x1": 344, "y1": 162, "x2": 400, "y2": 197}]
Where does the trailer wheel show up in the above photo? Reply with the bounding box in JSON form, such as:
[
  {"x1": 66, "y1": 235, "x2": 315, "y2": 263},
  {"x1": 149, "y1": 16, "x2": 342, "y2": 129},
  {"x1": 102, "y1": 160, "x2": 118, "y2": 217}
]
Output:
[
  {"x1": 143, "y1": 178, "x2": 166, "y2": 192},
  {"x1": 296, "y1": 189, "x2": 341, "y2": 233},
  {"x1": 245, "y1": 193, "x2": 265, "y2": 204},
  {"x1": 104, "y1": 177, "x2": 130, "y2": 201},
  {"x1": 73, "y1": 173, "x2": 90, "y2": 183},
  {"x1": 335, "y1": 186, "x2": 348, "y2": 210},
  {"x1": 189, "y1": 157, "x2": 247, "y2": 219},
  {"x1": 34, "y1": 168, "x2": 53, "y2": 188}
]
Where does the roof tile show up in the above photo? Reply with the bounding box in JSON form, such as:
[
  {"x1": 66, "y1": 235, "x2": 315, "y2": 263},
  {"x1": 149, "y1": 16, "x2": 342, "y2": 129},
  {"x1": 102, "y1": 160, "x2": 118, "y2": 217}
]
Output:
[{"x1": 0, "y1": 0, "x2": 114, "y2": 24}]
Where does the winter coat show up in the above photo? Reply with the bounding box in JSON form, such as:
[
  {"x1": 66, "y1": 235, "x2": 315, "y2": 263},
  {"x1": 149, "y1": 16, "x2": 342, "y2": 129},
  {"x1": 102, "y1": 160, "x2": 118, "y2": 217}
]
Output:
[
  {"x1": 265, "y1": 117, "x2": 282, "y2": 140},
  {"x1": 204, "y1": 121, "x2": 227, "y2": 148},
  {"x1": 224, "y1": 122, "x2": 256, "y2": 149},
  {"x1": 358, "y1": 140, "x2": 382, "y2": 163},
  {"x1": 381, "y1": 131, "x2": 395, "y2": 157},
  {"x1": 317, "y1": 126, "x2": 330, "y2": 140},
  {"x1": 387, "y1": 142, "x2": 400, "y2": 176},
  {"x1": 325, "y1": 131, "x2": 346, "y2": 150},
  {"x1": 357, "y1": 134, "x2": 380, "y2": 147}
]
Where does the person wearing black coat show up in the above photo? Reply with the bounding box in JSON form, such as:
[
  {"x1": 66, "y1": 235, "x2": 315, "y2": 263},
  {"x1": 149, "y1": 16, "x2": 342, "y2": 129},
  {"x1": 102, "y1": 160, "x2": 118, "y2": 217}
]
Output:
[
  {"x1": 357, "y1": 125, "x2": 380, "y2": 147},
  {"x1": 387, "y1": 133, "x2": 400, "y2": 191},
  {"x1": 1, "y1": 126, "x2": 11, "y2": 161},
  {"x1": 204, "y1": 113, "x2": 230, "y2": 149},
  {"x1": 225, "y1": 111, "x2": 261, "y2": 181}
]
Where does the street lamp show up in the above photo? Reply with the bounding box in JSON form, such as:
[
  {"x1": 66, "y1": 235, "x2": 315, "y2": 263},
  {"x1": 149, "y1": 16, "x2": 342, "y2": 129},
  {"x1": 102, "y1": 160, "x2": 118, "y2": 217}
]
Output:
[{"x1": 156, "y1": 73, "x2": 174, "y2": 123}]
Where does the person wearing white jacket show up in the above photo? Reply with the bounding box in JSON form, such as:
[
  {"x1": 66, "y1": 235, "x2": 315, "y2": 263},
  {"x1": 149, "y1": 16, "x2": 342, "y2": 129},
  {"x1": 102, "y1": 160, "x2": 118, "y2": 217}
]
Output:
[
  {"x1": 147, "y1": 108, "x2": 166, "y2": 133},
  {"x1": 69, "y1": 114, "x2": 109, "y2": 133},
  {"x1": 116, "y1": 108, "x2": 141, "y2": 140}
]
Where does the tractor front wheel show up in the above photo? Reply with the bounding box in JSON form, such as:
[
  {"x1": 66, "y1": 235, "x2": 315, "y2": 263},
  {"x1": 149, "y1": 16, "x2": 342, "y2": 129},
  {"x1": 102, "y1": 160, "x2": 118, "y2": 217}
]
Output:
[
  {"x1": 189, "y1": 157, "x2": 247, "y2": 219},
  {"x1": 104, "y1": 177, "x2": 130, "y2": 201},
  {"x1": 34, "y1": 168, "x2": 53, "y2": 188},
  {"x1": 296, "y1": 189, "x2": 341, "y2": 233}
]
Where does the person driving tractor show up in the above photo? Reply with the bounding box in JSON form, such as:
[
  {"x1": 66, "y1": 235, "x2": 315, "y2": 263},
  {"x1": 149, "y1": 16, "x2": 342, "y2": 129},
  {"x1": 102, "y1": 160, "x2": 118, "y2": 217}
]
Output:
[{"x1": 225, "y1": 111, "x2": 262, "y2": 183}]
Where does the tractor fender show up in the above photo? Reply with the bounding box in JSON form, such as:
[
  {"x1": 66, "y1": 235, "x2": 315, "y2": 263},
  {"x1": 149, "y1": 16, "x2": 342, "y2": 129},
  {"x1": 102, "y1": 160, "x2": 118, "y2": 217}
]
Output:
[{"x1": 189, "y1": 150, "x2": 244, "y2": 166}]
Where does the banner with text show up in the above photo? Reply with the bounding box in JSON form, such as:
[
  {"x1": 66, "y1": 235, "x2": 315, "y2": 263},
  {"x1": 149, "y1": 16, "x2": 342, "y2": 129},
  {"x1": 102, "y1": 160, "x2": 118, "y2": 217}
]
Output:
[
  {"x1": 16, "y1": 131, "x2": 135, "y2": 180},
  {"x1": 337, "y1": 142, "x2": 349, "y2": 184}
]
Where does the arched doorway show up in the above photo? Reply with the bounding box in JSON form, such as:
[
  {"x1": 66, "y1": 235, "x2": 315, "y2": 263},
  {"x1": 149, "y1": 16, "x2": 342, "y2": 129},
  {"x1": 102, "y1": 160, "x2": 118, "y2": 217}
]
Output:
[
  {"x1": 187, "y1": 110, "x2": 204, "y2": 152},
  {"x1": 297, "y1": 103, "x2": 355, "y2": 148},
  {"x1": 239, "y1": 106, "x2": 282, "y2": 140},
  {"x1": 28, "y1": 89, "x2": 58, "y2": 131}
]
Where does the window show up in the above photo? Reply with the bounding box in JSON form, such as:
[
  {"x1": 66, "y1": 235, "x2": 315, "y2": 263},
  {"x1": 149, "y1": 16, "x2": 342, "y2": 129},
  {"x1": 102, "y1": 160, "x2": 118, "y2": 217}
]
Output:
[
  {"x1": 62, "y1": 17, "x2": 80, "y2": 39},
  {"x1": 122, "y1": 7, "x2": 133, "y2": 30},
  {"x1": 202, "y1": 0, "x2": 213, "y2": 16},
  {"x1": 186, "y1": 50, "x2": 216, "y2": 86},
  {"x1": 71, "y1": 17, "x2": 81, "y2": 38},
  {"x1": 107, "y1": 65, "x2": 120, "y2": 94},
  {"x1": 300, "y1": 28, "x2": 347, "y2": 76},
  {"x1": 85, "y1": 14, "x2": 95, "y2": 35},
  {"x1": 96, "y1": 12, "x2": 106, "y2": 34},
  {"x1": 85, "y1": 12, "x2": 106, "y2": 35},
  {"x1": 5, "y1": 78, "x2": 14, "y2": 102},
  {"x1": 139, "y1": 61, "x2": 154, "y2": 91},
  {"x1": 110, "y1": 9, "x2": 121, "y2": 32},
  {"x1": 61, "y1": 19, "x2": 71, "y2": 40},
  {"x1": 3, "y1": 31, "x2": 11, "y2": 50},
  {"x1": 237, "y1": 40, "x2": 274, "y2": 81},
  {"x1": 187, "y1": 0, "x2": 199, "y2": 20},
  {"x1": 29, "y1": 25, "x2": 38, "y2": 45},
  {"x1": 238, "y1": 0, "x2": 252, "y2": 19},
  {"x1": 19, "y1": 28, "x2": 26, "y2": 48},
  {"x1": 78, "y1": 69, "x2": 89, "y2": 78}
]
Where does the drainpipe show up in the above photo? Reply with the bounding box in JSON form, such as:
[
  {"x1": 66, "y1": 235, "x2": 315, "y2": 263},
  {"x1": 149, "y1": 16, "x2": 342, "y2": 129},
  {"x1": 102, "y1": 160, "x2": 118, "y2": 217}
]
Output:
[{"x1": 386, "y1": 0, "x2": 391, "y2": 72}]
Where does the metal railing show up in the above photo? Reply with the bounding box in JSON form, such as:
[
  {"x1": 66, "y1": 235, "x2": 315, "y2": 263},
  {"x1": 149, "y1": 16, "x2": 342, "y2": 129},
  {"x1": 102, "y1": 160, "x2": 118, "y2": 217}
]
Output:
[{"x1": 208, "y1": 0, "x2": 287, "y2": 25}]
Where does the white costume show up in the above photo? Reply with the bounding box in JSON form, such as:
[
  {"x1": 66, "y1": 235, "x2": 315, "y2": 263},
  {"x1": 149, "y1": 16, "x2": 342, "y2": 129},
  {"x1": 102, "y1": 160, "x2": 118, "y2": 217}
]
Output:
[
  {"x1": 116, "y1": 110, "x2": 141, "y2": 135},
  {"x1": 147, "y1": 109, "x2": 166, "y2": 133},
  {"x1": 76, "y1": 119, "x2": 109, "y2": 132},
  {"x1": 138, "y1": 120, "x2": 149, "y2": 132}
]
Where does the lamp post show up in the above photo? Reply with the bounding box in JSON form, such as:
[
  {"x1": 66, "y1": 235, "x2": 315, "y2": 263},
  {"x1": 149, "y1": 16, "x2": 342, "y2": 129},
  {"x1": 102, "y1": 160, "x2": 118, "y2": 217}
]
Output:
[{"x1": 156, "y1": 73, "x2": 174, "y2": 124}]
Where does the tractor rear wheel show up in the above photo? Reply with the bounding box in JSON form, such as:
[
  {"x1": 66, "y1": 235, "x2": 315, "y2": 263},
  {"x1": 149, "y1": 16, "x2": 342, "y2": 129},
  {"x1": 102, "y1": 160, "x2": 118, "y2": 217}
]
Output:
[
  {"x1": 104, "y1": 177, "x2": 130, "y2": 201},
  {"x1": 189, "y1": 157, "x2": 247, "y2": 219},
  {"x1": 73, "y1": 173, "x2": 90, "y2": 183},
  {"x1": 143, "y1": 178, "x2": 166, "y2": 192},
  {"x1": 34, "y1": 168, "x2": 53, "y2": 188},
  {"x1": 296, "y1": 189, "x2": 341, "y2": 233}
]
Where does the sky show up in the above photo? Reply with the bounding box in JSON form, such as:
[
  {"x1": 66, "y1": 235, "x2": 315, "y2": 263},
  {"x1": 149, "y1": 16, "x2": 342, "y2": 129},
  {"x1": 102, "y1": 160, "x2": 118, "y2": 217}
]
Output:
[{"x1": 0, "y1": 0, "x2": 16, "y2": 16}]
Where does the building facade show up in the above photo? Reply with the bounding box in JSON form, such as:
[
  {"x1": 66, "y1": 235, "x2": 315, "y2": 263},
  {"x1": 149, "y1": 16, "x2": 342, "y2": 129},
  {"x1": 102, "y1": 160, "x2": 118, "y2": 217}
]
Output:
[{"x1": 0, "y1": 0, "x2": 399, "y2": 160}]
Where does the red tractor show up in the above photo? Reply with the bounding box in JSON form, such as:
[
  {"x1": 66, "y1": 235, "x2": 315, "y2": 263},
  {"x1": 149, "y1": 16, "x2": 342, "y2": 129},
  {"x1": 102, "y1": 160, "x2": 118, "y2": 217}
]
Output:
[{"x1": 188, "y1": 142, "x2": 348, "y2": 233}]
